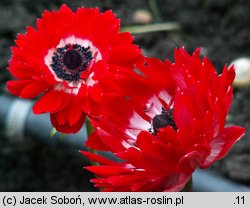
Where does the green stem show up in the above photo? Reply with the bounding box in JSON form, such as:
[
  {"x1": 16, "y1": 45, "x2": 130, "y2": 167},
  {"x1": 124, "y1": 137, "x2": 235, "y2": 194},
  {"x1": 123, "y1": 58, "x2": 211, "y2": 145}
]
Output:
[
  {"x1": 184, "y1": 176, "x2": 193, "y2": 192},
  {"x1": 121, "y1": 22, "x2": 180, "y2": 34},
  {"x1": 86, "y1": 116, "x2": 94, "y2": 136},
  {"x1": 85, "y1": 117, "x2": 99, "y2": 166}
]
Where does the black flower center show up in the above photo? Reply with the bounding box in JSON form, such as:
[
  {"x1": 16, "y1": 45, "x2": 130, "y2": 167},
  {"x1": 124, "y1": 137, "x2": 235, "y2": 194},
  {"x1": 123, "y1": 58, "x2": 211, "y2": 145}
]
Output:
[
  {"x1": 50, "y1": 44, "x2": 93, "y2": 82},
  {"x1": 151, "y1": 107, "x2": 177, "y2": 135},
  {"x1": 63, "y1": 49, "x2": 82, "y2": 70}
]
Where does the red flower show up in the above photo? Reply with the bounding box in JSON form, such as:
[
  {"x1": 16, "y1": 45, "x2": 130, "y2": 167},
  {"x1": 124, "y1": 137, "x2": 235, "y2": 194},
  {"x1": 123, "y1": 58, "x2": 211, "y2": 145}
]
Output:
[
  {"x1": 83, "y1": 48, "x2": 245, "y2": 191},
  {"x1": 7, "y1": 4, "x2": 142, "y2": 133}
]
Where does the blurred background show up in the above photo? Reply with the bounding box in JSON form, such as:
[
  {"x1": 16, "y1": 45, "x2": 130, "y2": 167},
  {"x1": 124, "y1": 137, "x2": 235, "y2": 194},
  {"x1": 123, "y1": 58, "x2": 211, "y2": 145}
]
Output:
[{"x1": 0, "y1": 0, "x2": 249, "y2": 191}]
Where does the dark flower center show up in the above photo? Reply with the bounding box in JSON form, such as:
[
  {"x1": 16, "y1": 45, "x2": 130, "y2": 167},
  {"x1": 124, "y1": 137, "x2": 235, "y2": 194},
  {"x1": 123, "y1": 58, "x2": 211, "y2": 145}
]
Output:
[
  {"x1": 50, "y1": 44, "x2": 93, "y2": 82},
  {"x1": 151, "y1": 107, "x2": 177, "y2": 135},
  {"x1": 63, "y1": 49, "x2": 83, "y2": 70}
]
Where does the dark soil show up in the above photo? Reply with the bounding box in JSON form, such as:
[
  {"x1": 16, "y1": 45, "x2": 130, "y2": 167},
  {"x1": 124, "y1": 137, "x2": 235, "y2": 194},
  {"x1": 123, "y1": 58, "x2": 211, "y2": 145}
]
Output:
[{"x1": 0, "y1": 0, "x2": 249, "y2": 191}]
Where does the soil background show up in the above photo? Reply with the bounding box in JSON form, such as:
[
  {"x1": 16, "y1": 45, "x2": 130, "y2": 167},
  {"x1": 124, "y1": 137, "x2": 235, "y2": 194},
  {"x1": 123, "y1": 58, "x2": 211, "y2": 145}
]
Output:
[{"x1": 0, "y1": 0, "x2": 250, "y2": 191}]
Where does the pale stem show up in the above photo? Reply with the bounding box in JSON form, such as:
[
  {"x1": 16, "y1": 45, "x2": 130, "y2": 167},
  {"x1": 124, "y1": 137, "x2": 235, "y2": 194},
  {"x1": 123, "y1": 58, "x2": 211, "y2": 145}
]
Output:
[{"x1": 121, "y1": 22, "x2": 180, "y2": 34}]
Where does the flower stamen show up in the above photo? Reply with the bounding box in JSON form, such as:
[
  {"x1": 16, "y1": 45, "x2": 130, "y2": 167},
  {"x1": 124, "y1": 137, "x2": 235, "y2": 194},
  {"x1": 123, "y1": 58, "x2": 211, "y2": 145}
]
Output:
[
  {"x1": 50, "y1": 43, "x2": 93, "y2": 82},
  {"x1": 151, "y1": 107, "x2": 177, "y2": 135}
]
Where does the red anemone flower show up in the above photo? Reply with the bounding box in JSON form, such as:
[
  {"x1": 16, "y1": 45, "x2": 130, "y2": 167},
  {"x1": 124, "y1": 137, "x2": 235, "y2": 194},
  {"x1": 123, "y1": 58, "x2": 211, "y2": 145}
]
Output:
[
  {"x1": 83, "y1": 48, "x2": 245, "y2": 191},
  {"x1": 7, "y1": 4, "x2": 142, "y2": 133}
]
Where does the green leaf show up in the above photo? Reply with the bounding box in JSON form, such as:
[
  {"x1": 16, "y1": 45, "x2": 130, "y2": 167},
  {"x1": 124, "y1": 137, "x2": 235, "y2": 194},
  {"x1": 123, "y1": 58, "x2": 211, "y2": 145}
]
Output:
[
  {"x1": 50, "y1": 127, "x2": 57, "y2": 138},
  {"x1": 60, "y1": 133, "x2": 66, "y2": 141}
]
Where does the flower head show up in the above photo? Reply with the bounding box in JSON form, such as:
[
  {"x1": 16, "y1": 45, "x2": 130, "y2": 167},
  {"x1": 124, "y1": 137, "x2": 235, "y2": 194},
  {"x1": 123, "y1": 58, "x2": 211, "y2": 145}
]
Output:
[
  {"x1": 84, "y1": 48, "x2": 245, "y2": 191},
  {"x1": 7, "y1": 4, "x2": 142, "y2": 133}
]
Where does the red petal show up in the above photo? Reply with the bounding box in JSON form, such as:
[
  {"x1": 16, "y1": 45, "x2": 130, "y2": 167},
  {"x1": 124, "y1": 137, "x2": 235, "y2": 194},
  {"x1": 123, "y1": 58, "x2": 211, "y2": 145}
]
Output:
[
  {"x1": 174, "y1": 91, "x2": 195, "y2": 129},
  {"x1": 86, "y1": 131, "x2": 110, "y2": 151},
  {"x1": 85, "y1": 165, "x2": 130, "y2": 177},
  {"x1": 162, "y1": 173, "x2": 191, "y2": 192},
  {"x1": 60, "y1": 94, "x2": 83, "y2": 126},
  {"x1": 96, "y1": 127, "x2": 126, "y2": 153},
  {"x1": 178, "y1": 144, "x2": 210, "y2": 173},
  {"x1": 50, "y1": 112, "x2": 86, "y2": 134},
  {"x1": 7, "y1": 80, "x2": 33, "y2": 97},
  {"x1": 20, "y1": 80, "x2": 50, "y2": 98},
  {"x1": 81, "y1": 151, "x2": 116, "y2": 165},
  {"x1": 110, "y1": 32, "x2": 133, "y2": 46},
  {"x1": 136, "y1": 131, "x2": 168, "y2": 161},
  {"x1": 33, "y1": 89, "x2": 69, "y2": 114},
  {"x1": 108, "y1": 45, "x2": 141, "y2": 67},
  {"x1": 201, "y1": 126, "x2": 245, "y2": 168},
  {"x1": 52, "y1": 110, "x2": 67, "y2": 125},
  {"x1": 37, "y1": 4, "x2": 74, "y2": 47},
  {"x1": 138, "y1": 57, "x2": 175, "y2": 92},
  {"x1": 75, "y1": 7, "x2": 99, "y2": 38},
  {"x1": 92, "y1": 10, "x2": 119, "y2": 45}
]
